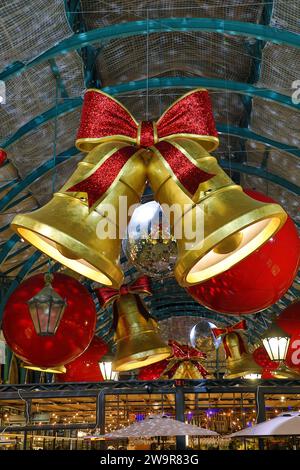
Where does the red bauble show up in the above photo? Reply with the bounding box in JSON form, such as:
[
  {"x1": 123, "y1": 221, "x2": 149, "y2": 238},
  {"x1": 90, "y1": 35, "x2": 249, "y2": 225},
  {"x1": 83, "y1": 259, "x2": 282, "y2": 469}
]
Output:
[
  {"x1": 0, "y1": 149, "x2": 7, "y2": 166},
  {"x1": 187, "y1": 190, "x2": 300, "y2": 314},
  {"x1": 138, "y1": 359, "x2": 169, "y2": 380},
  {"x1": 57, "y1": 336, "x2": 108, "y2": 382},
  {"x1": 253, "y1": 346, "x2": 279, "y2": 370},
  {"x1": 277, "y1": 301, "x2": 300, "y2": 371},
  {"x1": 2, "y1": 273, "x2": 96, "y2": 367}
]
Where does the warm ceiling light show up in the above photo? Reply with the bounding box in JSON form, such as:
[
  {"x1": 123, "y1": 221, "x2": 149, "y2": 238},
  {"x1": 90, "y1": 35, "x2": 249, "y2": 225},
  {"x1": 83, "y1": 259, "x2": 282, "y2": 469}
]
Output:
[
  {"x1": 99, "y1": 354, "x2": 119, "y2": 381},
  {"x1": 262, "y1": 315, "x2": 291, "y2": 361}
]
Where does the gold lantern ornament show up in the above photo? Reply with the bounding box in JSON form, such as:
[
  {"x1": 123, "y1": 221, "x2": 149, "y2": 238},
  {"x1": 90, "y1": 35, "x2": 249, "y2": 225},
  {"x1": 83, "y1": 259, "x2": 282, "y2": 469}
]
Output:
[
  {"x1": 96, "y1": 276, "x2": 171, "y2": 371},
  {"x1": 212, "y1": 321, "x2": 262, "y2": 379}
]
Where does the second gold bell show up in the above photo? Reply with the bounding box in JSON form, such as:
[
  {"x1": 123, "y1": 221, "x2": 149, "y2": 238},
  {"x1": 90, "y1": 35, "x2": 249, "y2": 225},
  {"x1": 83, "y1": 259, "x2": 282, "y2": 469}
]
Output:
[{"x1": 11, "y1": 142, "x2": 147, "y2": 288}]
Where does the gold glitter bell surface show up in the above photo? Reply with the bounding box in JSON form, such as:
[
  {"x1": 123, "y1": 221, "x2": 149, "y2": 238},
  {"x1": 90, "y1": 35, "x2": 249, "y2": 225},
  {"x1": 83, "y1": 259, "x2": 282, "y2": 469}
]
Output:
[
  {"x1": 112, "y1": 293, "x2": 172, "y2": 371},
  {"x1": 11, "y1": 142, "x2": 146, "y2": 288},
  {"x1": 22, "y1": 363, "x2": 66, "y2": 374},
  {"x1": 223, "y1": 332, "x2": 262, "y2": 379},
  {"x1": 147, "y1": 139, "x2": 287, "y2": 286}
]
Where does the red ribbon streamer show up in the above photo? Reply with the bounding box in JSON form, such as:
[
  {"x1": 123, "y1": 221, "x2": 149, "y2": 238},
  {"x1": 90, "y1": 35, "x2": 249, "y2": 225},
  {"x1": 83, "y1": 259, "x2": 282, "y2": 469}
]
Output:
[{"x1": 66, "y1": 145, "x2": 136, "y2": 208}]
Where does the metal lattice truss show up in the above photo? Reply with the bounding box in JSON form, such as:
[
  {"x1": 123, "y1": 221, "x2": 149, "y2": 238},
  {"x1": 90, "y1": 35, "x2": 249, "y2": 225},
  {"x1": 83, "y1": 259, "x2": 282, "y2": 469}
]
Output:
[{"x1": 0, "y1": 1, "x2": 299, "y2": 343}]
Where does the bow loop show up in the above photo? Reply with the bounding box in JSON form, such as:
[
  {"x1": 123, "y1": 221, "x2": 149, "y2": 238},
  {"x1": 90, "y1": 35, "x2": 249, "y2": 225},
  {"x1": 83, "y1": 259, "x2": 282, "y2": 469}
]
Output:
[
  {"x1": 76, "y1": 88, "x2": 219, "y2": 152},
  {"x1": 212, "y1": 320, "x2": 247, "y2": 339},
  {"x1": 95, "y1": 275, "x2": 152, "y2": 309},
  {"x1": 70, "y1": 88, "x2": 219, "y2": 209}
]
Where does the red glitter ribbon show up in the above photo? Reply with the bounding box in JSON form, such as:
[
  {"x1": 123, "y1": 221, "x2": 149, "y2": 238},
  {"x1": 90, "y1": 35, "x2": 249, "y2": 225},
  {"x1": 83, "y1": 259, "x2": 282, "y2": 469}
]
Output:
[
  {"x1": 71, "y1": 88, "x2": 219, "y2": 206},
  {"x1": 95, "y1": 275, "x2": 152, "y2": 308},
  {"x1": 167, "y1": 340, "x2": 208, "y2": 378},
  {"x1": 66, "y1": 145, "x2": 137, "y2": 208},
  {"x1": 76, "y1": 89, "x2": 219, "y2": 149},
  {"x1": 212, "y1": 320, "x2": 247, "y2": 339},
  {"x1": 212, "y1": 320, "x2": 247, "y2": 358}
]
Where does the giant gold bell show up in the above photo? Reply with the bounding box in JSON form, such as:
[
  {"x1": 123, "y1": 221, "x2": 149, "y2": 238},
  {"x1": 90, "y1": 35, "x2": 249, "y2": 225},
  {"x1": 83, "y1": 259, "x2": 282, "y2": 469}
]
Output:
[
  {"x1": 11, "y1": 142, "x2": 146, "y2": 288},
  {"x1": 112, "y1": 293, "x2": 172, "y2": 371},
  {"x1": 147, "y1": 138, "x2": 287, "y2": 286},
  {"x1": 223, "y1": 332, "x2": 262, "y2": 379}
]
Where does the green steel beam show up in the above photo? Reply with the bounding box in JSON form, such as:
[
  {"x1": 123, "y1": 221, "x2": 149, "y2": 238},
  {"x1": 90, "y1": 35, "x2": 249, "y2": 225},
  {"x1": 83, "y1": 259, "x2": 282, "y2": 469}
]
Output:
[
  {"x1": 1, "y1": 19, "x2": 300, "y2": 81},
  {"x1": 217, "y1": 125, "x2": 300, "y2": 158},
  {"x1": 0, "y1": 234, "x2": 20, "y2": 264},
  {"x1": 0, "y1": 151, "x2": 78, "y2": 212},
  {"x1": 220, "y1": 160, "x2": 300, "y2": 195}
]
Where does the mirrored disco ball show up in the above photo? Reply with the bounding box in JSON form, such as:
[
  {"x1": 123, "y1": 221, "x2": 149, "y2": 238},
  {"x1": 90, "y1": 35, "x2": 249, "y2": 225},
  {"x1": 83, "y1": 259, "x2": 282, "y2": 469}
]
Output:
[
  {"x1": 123, "y1": 201, "x2": 177, "y2": 278},
  {"x1": 190, "y1": 319, "x2": 222, "y2": 354}
]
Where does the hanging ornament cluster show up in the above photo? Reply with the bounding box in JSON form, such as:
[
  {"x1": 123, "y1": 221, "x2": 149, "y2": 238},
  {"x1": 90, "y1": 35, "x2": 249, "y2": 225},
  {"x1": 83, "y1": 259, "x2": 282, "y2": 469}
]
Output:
[
  {"x1": 2, "y1": 273, "x2": 96, "y2": 372},
  {"x1": 138, "y1": 340, "x2": 208, "y2": 380},
  {"x1": 187, "y1": 190, "x2": 300, "y2": 314},
  {"x1": 96, "y1": 276, "x2": 171, "y2": 371},
  {"x1": 11, "y1": 88, "x2": 287, "y2": 290},
  {"x1": 56, "y1": 336, "x2": 108, "y2": 382},
  {"x1": 122, "y1": 201, "x2": 177, "y2": 279}
]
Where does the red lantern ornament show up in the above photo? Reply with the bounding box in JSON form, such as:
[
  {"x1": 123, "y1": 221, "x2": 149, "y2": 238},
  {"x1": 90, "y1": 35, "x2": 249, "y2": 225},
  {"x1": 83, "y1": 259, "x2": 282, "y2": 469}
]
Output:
[
  {"x1": 187, "y1": 190, "x2": 300, "y2": 314},
  {"x1": 0, "y1": 149, "x2": 7, "y2": 166},
  {"x1": 56, "y1": 336, "x2": 108, "y2": 382},
  {"x1": 277, "y1": 300, "x2": 300, "y2": 372},
  {"x1": 2, "y1": 273, "x2": 96, "y2": 368}
]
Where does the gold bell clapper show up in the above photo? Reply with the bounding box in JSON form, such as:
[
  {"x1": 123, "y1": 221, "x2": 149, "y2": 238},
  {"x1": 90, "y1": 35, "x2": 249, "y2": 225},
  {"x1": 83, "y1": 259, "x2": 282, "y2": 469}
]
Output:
[
  {"x1": 212, "y1": 321, "x2": 262, "y2": 379},
  {"x1": 147, "y1": 138, "x2": 287, "y2": 286},
  {"x1": 12, "y1": 141, "x2": 146, "y2": 288},
  {"x1": 95, "y1": 276, "x2": 172, "y2": 372}
]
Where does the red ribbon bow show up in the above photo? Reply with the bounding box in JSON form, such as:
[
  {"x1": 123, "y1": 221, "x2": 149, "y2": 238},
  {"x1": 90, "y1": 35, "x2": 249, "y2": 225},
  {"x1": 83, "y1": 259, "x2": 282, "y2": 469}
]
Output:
[
  {"x1": 66, "y1": 89, "x2": 219, "y2": 208},
  {"x1": 169, "y1": 340, "x2": 206, "y2": 360},
  {"x1": 212, "y1": 320, "x2": 247, "y2": 339},
  {"x1": 95, "y1": 275, "x2": 152, "y2": 309},
  {"x1": 165, "y1": 340, "x2": 208, "y2": 378},
  {"x1": 212, "y1": 320, "x2": 247, "y2": 358}
]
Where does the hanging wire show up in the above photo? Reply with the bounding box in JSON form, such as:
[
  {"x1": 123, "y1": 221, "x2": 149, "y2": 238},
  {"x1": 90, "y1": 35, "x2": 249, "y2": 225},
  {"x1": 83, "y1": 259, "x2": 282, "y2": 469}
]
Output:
[
  {"x1": 51, "y1": 74, "x2": 60, "y2": 196},
  {"x1": 146, "y1": 8, "x2": 149, "y2": 121}
]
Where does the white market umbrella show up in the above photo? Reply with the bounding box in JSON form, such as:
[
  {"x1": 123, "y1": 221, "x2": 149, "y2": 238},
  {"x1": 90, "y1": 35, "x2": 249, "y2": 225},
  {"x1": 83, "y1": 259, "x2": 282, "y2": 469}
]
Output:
[
  {"x1": 230, "y1": 412, "x2": 300, "y2": 437},
  {"x1": 104, "y1": 414, "x2": 218, "y2": 439}
]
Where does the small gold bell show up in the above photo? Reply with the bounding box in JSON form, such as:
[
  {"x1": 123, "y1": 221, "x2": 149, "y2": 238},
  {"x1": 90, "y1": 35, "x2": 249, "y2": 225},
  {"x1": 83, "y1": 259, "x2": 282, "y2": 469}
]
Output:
[
  {"x1": 223, "y1": 332, "x2": 262, "y2": 379},
  {"x1": 112, "y1": 293, "x2": 171, "y2": 371}
]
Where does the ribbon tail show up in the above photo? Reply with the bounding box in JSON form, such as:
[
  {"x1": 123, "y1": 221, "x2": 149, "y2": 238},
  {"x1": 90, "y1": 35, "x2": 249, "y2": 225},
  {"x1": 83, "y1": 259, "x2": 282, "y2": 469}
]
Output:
[
  {"x1": 66, "y1": 145, "x2": 138, "y2": 211},
  {"x1": 152, "y1": 140, "x2": 215, "y2": 199}
]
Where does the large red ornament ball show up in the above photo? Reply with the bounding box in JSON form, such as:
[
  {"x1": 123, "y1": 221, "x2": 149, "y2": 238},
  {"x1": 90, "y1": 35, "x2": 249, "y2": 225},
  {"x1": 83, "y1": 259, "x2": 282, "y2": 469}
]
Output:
[
  {"x1": 277, "y1": 301, "x2": 300, "y2": 371},
  {"x1": 186, "y1": 190, "x2": 300, "y2": 314},
  {"x1": 56, "y1": 336, "x2": 108, "y2": 382},
  {"x1": 0, "y1": 149, "x2": 7, "y2": 166},
  {"x1": 2, "y1": 273, "x2": 96, "y2": 368}
]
